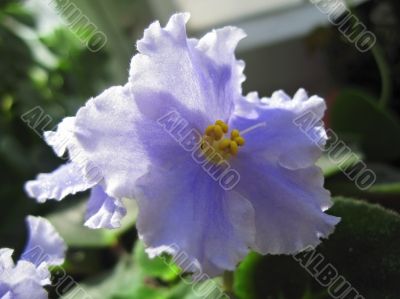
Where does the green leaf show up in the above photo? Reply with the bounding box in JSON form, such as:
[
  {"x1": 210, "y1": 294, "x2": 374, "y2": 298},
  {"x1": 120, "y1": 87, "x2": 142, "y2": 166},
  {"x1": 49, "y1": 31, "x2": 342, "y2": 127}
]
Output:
[
  {"x1": 370, "y1": 182, "x2": 400, "y2": 194},
  {"x1": 166, "y1": 278, "x2": 226, "y2": 299},
  {"x1": 331, "y1": 89, "x2": 400, "y2": 161},
  {"x1": 61, "y1": 255, "x2": 167, "y2": 299},
  {"x1": 325, "y1": 163, "x2": 400, "y2": 210},
  {"x1": 317, "y1": 151, "x2": 362, "y2": 178},
  {"x1": 233, "y1": 197, "x2": 400, "y2": 299},
  {"x1": 234, "y1": 253, "x2": 313, "y2": 299},
  {"x1": 319, "y1": 197, "x2": 400, "y2": 298},
  {"x1": 47, "y1": 199, "x2": 137, "y2": 248},
  {"x1": 133, "y1": 241, "x2": 180, "y2": 282},
  {"x1": 132, "y1": 241, "x2": 226, "y2": 299},
  {"x1": 62, "y1": 243, "x2": 224, "y2": 299},
  {"x1": 187, "y1": 283, "x2": 225, "y2": 299},
  {"x1": 366, "y1": 163, "x2": 400, "y2": 195},
  {"x1": 234, "y1": 252, "x2": 263, "y2": 299}
]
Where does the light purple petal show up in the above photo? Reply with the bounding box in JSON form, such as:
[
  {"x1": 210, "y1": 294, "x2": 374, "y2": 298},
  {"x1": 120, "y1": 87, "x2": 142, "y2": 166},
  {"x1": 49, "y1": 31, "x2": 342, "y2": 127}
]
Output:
[
  {"x1": 0, "y1": 249, "x2": 14, "y2": 271},
  {"x1": 0, "y1": 291, "x2": 12, "y2": 299},
  {"x1": 13, "y1": 261, "x2": 50, "y2": 287},
  {"x1": 44, "y1": 117, "x2": 75, "y2": 157},
  {"x1": 84, "y1": 185, "x2": 127, "y2": 229},
  {"x1": 33, "y1": 263, "x2": 51, "y2": 286},
  {"x1": 196, "y1": 26, "x2": 246, "y2": 105},
  {"x1": 233, "y1": 155, "x2": 339, "y2": 255},
  {"x1": 10, "y1": 278, "x2": 47, "y2": 299},
  {"x1": 0, "y1": 260, "x2": 48, "y2": 299},
  {"x1": 136, "y1": 156, "x2": 255, "y2": 277},
  {"x1": 129, "y1": 13, "x2": 245, "y2": 125},
  {"x1": 230, "y1": 89, "x2": 327, "y2": 170},
  {"x1": 24, "y1": 162, "x2": 97, "y2": 203},
  {"x1": 0, "y1": 275, "x2": 12, "y2": 297},
  {"x1": 21, "y1": 216, "x2": 66, "y2": 267},
  {"x1": 74, "y1": 85, "x2": 150, "y2": 199},
  {"x1": 0, "y1": 251, "x2": 45, "y2": 299}
]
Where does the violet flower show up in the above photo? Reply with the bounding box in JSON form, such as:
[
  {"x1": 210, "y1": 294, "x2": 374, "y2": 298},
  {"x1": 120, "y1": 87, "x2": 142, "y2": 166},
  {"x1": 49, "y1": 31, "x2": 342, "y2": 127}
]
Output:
[
  {"x1": 0, "y1": 216, "x2": 66, "y2": 299},
  {"x1": 26, "y1": 13, "x2": 339, "y2": 276}
]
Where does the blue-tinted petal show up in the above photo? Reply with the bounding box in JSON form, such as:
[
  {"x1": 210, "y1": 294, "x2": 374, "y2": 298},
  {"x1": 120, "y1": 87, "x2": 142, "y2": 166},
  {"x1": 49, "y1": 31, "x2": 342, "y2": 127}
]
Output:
[
  {"x1": 33, "y1": 263, "x2": 51, "y2": 286},
  {"x1": 24, "y1": 162, "x2": 97, "y2": 203},
  {"x1": 0, "y1": 260, "x2": 48, "y2": 299},
  {"x1": 0, "y1": 290, "x2": 12, "y2": 299},
  {"x1": 74, "y1": 85, "x2": 150, "y2": 199},
  {"x1": 12, "y1": 260, "x2": 46, "y2": 285},
  {"x1": 129, "y1": 13, "x2": 245, "y2": 125},
  {"x1": 196, "y1": 26, "x2": 246, "y2": 105},
  {"x1": 21, "y1": 216, "x2": 66, "y2": 267},
  {"x1": 10, "y1": 278, "x2": 47, "y2": 299},
  {"x1": 230, "y1": 89, "x2": 327, "y2": 170},
  {"x1": 0, "y1": 249, "x2": 14, "y2": 271},
  {"x1": 136, "y1": 156, "x2": 255, "y2": 277},
  {"x1": 233, "y1": 155, "x2": 339, "y2": 254},
  {"x1": 84, "y1": 186, "x2": 127, "y2": 229},
  {"x1": 44, "y1": 117, "x2": 75, "y2": 157}
]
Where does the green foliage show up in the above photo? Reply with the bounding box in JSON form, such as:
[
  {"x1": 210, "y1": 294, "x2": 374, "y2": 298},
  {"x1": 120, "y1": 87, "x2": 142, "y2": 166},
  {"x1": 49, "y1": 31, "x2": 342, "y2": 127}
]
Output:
[
  {"x1": 62, "y1": 255, "x2": 167, "y2": 299},
  {"x1": 0, "y1": 0, "x2": 109, "y2": 250},
  {"x1": 233, "y1": 197, "x2": 400, "y2": 299},
  {"x1": 367, "y1": 163, "x2": 400, "y2": 195},
  {"x1": 331, "y1": 89, "x2": 400, "y2": 161},
  {"x1": 63, "y1": 240, "x2": 225, "y2": 299},
  {"x1": 321, "y1": 197, "x2": 400, "y2": 298},
  {"x1": 47, "y1": 199, "x2": 137, "y2": 248},
  {"x1": 133, "y1": 241, "x2": 180, "y2": 282},
  {"x1": 317, "y1": 151, "x2": 362, "y2": 178}
]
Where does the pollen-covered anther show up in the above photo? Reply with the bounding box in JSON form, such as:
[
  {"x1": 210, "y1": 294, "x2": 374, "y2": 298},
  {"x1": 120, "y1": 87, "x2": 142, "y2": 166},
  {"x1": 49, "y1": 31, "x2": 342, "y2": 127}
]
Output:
[
  {"x1": 234, "y1": 136, "x2": 245, "y2": 146},
  {"x1": 218, "y1": 139, "x2": 231, "y2": 150},
  {"x1": 231, "y1": 129, "x2": 240, "y2": 139},
  {"x1": 201, "y1": 120, "x2": 245, "y2": 162},
  {"x1": 215, "y1": 120, "x2": 228, "y2": 133},
  {"x1": 230, "y1": 141, "x2": 239, "y2": 155}
]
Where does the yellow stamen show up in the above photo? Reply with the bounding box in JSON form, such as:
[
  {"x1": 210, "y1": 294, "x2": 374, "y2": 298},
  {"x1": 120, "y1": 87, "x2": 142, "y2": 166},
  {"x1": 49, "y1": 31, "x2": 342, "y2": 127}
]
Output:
[
  {"x1": 231, "y1": 129, "x2": 240, "y2": 139},
  {"x1": 201, "y1": 120, "x2": 246, "y2": 163},
  {"x1": 215, "y1": 120, "x2": 228, "y2": 133},
  {"x1": 234, "y1": 136, "x2": 245, "y2": 146},
  {"x1": 230, "y1": 141, "x2": 238, "y2": 155},
  {"x1": 205, "y1": 125, "x2": 215, "y2": 136},
  {"x1": 213, "y1": 125, "x2": 224, "y2": 140},
  {"x1": 218, "y1": 139, "x2": 231, "y2": 150}
]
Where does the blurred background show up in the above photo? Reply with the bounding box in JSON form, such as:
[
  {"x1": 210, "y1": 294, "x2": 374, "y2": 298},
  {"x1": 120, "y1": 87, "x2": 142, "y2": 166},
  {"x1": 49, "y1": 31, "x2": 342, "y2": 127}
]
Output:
[{"x1": 0, "y1": 0, "x2": 399, "y2": 298}]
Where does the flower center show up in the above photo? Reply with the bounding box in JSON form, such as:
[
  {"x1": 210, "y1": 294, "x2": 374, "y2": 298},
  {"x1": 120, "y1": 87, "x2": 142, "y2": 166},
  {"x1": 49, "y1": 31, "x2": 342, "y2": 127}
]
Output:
[{"x1": 201, "y1": 120, "x2": 245, "y2": 163}]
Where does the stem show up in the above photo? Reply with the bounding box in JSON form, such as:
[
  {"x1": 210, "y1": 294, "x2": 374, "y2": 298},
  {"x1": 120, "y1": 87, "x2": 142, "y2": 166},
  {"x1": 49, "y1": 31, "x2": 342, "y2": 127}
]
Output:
[
  {"x1": 344, "y1": 3, "x2": 392, "y2": 109},
  {"x1": 371, "y1": 43, "x2": 392, "y2": 109},
  {"x1": 223, "y1": 271, "x2": 235, "y2": 298}
]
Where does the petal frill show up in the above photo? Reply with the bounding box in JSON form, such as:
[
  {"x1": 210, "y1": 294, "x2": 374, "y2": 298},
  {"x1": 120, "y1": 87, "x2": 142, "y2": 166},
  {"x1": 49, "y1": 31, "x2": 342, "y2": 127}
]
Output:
[
  {"x1": 232, "y1": 154, "x2": 340, "y2": 255},
  {"x1": 0, "y1": 249, "x2": 14, "y2": 271},
  {"x1": 230, "y1": 89, "x2": 327, "y2": 170},
  {"x1": 74, "y1": 85, "x2": 151, "y2": 199},
  {"x1": 21, "y1": 216, "x2": 66, "y2": 267},
  {"x1": 44, "y1": 117, "x2": 75, "y2": 157},
  {"x1": 9, "y1": 279, "x2": 47, "y2": 299},
  {"x1": 24, "y1": 162, "x2": 97, "y2": 203},
  {"x1": 84, "y1": 185, "x2": 127, "y2": 229},
  {"x1": 0, "y1": 261, "x2": 48, "y2": 299},
  {"x1": 129, "y1": 13, "x2": 245, "y2": 125}
]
